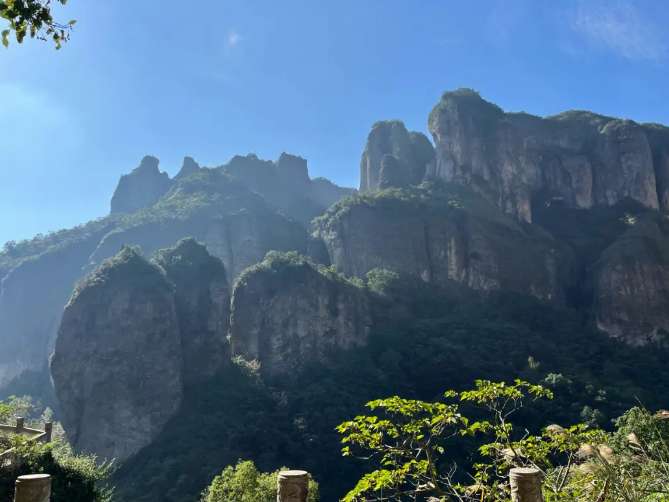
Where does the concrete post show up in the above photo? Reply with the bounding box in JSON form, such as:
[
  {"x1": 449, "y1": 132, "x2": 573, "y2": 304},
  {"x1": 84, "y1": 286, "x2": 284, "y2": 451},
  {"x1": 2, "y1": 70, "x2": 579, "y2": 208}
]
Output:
[
  {"x1": 14, "y1": 474, "x2": 51, "y2": 502},
  {"x1": 277, "y1": 470, "x2": 309, "y2": 502},
  {"x1": 43, "y1": 423, "x2": 53, "y2": 443},
  {"x1": 15, "y1": 417, "x2": 24, "y2": 431},
  {"x1": 510, "y1": 467, "x2": 544, "y2": 502}
]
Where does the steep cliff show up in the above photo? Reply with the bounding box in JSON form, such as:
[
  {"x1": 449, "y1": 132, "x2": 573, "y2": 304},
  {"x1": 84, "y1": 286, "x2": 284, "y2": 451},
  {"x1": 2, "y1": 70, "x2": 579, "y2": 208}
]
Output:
[
  {"x1": 593, "y1": 215, "x2": 669, "y2": 345},
  {"x1": 428, "y1": 89, "x2": 663, "y2": 222},
  {"x1": 51, "y1": 247, "x2": 183, "y2": 461},
  {"x1": 110, "y1": 156, "x2": 172, "y2": 214},
  {"x1": 313, "y1": 182, "x2": 569, "y2": 303},
  {"x1": 229, "y1": 252, "x2": 372, "y2": 378},
  {"x1": 0, "y1": 219, "x2": 118, "y2": 386},
  {"x1": 359, "y1": 120, "x2": 434, "y2": 192},
  {"x1": 155, "y1": 238, "x2": 230, "y2": 383}
]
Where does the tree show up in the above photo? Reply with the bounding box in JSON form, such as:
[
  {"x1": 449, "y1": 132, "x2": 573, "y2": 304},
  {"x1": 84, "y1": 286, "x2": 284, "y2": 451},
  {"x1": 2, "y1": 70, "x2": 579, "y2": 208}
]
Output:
[
  {"x1": 337, "y1": 379, "x2": 669, "y2": 501},
  {"x1": 1, "y1": 0, "x2": 75, "y2": 48},
  {"x1": 201, "y1": 460, "x2": 320, "y2": 502}
]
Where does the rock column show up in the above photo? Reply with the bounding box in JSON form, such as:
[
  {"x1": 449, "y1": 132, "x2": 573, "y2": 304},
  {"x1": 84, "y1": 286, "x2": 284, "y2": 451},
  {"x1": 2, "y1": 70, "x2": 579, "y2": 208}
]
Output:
[
  {"x1": 14, "y1": 474, "x2": 51, "y2": 502},
  {"x1": 509, "y1": 467, "x2": 543, "y2": 502},
  {"x1": 277, "y1": 470, "x2": 309, "y2": 502}
]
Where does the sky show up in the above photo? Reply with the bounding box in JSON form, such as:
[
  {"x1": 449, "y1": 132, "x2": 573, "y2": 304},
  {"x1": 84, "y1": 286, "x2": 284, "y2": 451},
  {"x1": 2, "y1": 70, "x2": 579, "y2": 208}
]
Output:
[{"x1": 1, "y1": 0, "x2": 668, "y2": 245}]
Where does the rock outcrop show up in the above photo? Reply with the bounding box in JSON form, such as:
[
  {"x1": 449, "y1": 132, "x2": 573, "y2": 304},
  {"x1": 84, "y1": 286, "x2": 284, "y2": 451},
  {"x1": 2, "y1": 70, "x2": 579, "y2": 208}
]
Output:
[
  {"x1": 222, "y1": 153, "x2": 354, "y2": 224},
  {"x1": 174, "y1": 156, "x2": 201, "y2": 180},
  {"x1": 593, "y1": 215, "x2": 669, "y2": 345},
  {"x1": 428, "y1": 89, "x2": 663, "y2": 223},
  {"x1": 314, "y1": 182, "x2": 569, "y2": 303},
  {"x1": 110, "y1": 156, "x2": 172, "y2": 214},
  {"x1": 155, "y1": 238, "x2": 230, "y2": 383},
  {"x1": 360, "y1": 121, "x2": 435, "y2": 192},
  {"x1": 229, "y1": 252, "x2": 372, "y2": 378},
  {"x1": 51, "y1": 242, "x2": 232, "y2": 460},
  {"x1": 51, "y1": 247, "x2": 183, "y2": 461}
]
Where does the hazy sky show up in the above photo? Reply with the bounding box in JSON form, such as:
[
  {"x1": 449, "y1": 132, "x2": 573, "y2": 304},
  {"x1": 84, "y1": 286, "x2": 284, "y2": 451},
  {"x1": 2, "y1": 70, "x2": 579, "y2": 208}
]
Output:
[{"x1": 1, "y1": 0, "x2": 668, "y2": 245}]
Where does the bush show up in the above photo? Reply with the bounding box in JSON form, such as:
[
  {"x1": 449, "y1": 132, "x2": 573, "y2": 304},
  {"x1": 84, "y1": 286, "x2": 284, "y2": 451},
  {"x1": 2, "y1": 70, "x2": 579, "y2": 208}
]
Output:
[
  {"x1": 0, "y1": 438, "x2": 114, "y2": 502},
  {"x1": 201, "y1": 459, "x2": 319, "y2": 502}
]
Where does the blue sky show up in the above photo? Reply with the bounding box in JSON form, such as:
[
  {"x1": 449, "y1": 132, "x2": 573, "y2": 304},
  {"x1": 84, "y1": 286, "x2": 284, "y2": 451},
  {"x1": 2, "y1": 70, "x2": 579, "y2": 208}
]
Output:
[{"x1": 1, "y1": 0, "x2": 668, "y2": 245}]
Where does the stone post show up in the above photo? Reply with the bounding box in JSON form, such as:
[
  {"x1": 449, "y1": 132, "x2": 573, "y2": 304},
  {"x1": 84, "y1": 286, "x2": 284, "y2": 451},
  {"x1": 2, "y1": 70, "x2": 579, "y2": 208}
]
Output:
[
  {"x1": 510, "y1": 467, "x2": 544, "y2": 502},
  {"x1": 14, "y1": 474, "x2": 51, "y2": 502},
  {"x1": 277, "y1": 470, "x2": 309, "y2": 502},
  {"x1": 43, "y1": 423, "x2": 53, "y2": 443},
  {"x1": 15, "y1": 417, "x2": 24, "y2": 431}
]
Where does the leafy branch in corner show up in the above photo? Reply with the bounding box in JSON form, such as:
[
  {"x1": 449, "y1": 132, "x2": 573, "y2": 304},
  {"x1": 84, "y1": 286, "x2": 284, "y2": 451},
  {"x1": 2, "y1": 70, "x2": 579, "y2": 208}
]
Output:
[{"x1": 1, "y1": 0, "x2": 75, "y2": 48}]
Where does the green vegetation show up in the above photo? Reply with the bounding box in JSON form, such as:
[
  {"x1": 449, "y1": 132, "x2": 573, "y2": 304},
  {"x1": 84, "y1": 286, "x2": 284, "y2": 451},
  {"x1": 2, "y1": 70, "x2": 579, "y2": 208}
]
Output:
[
  {"x1": 0, "y1": 396, "x2": 113, "y2": 501},
  {"x1": 1, "y1": 0, "x2": 75, "y2": 48},
  {"x1": 338, "y1": 379, "x2": 669, "y2": 501},
  {"x1": 201, "y1": 460, "x2": 319, "y2": 502}
]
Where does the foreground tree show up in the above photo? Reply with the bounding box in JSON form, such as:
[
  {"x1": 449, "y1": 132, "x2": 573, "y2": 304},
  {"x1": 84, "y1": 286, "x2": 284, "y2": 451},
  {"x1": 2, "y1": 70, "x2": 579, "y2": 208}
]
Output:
[
  {"x1": 338, "y1": 379, "x2": 669, "y2": 501},
  {"x1": 1, "y1": 0, "x2": 74, "y2": 48}
]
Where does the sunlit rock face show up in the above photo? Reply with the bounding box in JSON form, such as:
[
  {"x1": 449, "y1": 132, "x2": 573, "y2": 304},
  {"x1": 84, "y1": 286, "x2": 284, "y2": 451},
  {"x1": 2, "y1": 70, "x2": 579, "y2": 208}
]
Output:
[
  {"x1": 313, "y1": 183, "x2": 570, "y2": 304},
  {"x1": 359, "y1": 120, "x2": 434, "y2": 192},
  {"x1": 110, "y1": 156, "x2": 172, "y2": 214},
  {"x1": 428, "y1": 89, "x2": 663, "y2": 223},
  {"x1": 51, "y1": 247, "x2": 183, "y2": 462},
  {"x1": 229, "y1": 253, "x2": 372, "y2": 379}
]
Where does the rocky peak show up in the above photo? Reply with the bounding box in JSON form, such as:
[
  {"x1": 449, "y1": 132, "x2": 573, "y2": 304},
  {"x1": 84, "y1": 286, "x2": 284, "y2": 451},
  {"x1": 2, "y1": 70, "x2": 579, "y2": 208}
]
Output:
[
  {"x1": 175, "y1": 156, "x2": 201, "y2": 180},
  {"x1": 154, "y1": 238, "x2": 230, "y2": 383},
  {"x1": 51, "y1": 246, "x2": 183, "y2": 461},
  {"x1": 110, "y1": 155, "x2": 172, "y2": 214},
  {"x1": 276, "y1": 153, "x2": 310, "y2": 187},
  {"x1": 428, "y1": 88, "x2": 663, "y2": 222},
  {"x1": 229, "y1": 252, "x2": 371, "y2": 379},
  {"x1": 360, "y1": 120, "x2": 435, "y2": 192}
]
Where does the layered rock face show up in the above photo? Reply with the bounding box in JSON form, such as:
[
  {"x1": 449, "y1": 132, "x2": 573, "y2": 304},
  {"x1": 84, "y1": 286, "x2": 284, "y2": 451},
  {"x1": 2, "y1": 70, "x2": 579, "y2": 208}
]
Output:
[
  {"x1": 110, "y1": 156, "x2": 172, "y2": 214},
  {"x1": 51, "y1": 248, "x2": 183, "y2": 461},
  {"x1": 360, "y1": 121, "x2": 434, "y2": 192},
  {"x1": 230, "y1": 253, "x2": 372, "y2": 378},
  {"x1": 313, "y1": 183, "x2": 568, "y2": 303},
  {"x1": 428, "y1": 89, "x2": 664, "y2": 222},
  {"x1": 593, "y1": 216, "x2": 669, "y2": 345},
  {"x1": 155, "y1": 238, "x2": 230, "y2": 383}
]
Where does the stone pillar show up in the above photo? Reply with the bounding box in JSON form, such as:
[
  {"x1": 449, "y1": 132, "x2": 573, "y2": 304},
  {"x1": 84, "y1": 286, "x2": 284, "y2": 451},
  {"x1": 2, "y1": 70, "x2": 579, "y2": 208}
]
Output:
[
  {"x1": 14, "y1": 474, "x2": 51, "y2": 502},
  {"x1": 277, "y1": 470, "x2": 309, "y2": 502},
  {"x1": 15, "y1": 417, "x2": 24, "y2": 431},
  {"x1": 510, "y1": 467, "x2": 543, "y2": 502},
  {"x1": 43, "y1": 423, "x2": 53, "y2": 443}
]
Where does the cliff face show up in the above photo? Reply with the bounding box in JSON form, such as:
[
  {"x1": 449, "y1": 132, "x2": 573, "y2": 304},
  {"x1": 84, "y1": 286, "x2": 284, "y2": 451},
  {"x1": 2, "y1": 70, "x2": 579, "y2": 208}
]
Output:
[
  {"x1": 51, "y1": 248, "x2": 183, "y2": 461},
  {"x1": 428, "y1": 89, "x2": 663, "y2": 223},
  {"x1": 314, "y1": 183, "x2": 569, "y2": 303},
  {"x1": 593, "y1": 216, "x2": 669, "y2": 345},
  {"x1": 0, "y1": 221, "x2": 117, "y2": 386},
  {"x1": 51, "y1": 242, "x2": 231, "y2": 460},
  {"x1": 229, "y1": 253, "x2": 372, "y2": 378},
  {"x1": 110, "y1": 156, "x2": 172, "y2": 214},
  {"x1": 359, "y1": 121, "x2": 434, "y2": 192},
  {"x1": 155, "y1": 238, "x2": 230, "y2": 383}
]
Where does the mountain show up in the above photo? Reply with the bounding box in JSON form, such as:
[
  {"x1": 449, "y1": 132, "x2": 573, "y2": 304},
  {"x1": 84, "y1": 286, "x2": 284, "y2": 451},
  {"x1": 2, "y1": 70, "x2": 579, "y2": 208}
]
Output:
[
  {"x1": 0, "y1": 154, "x2": 352, "y2": 390},
  {"x1": 4, "y1": 88, "x2": 669, "y2": 500}
]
